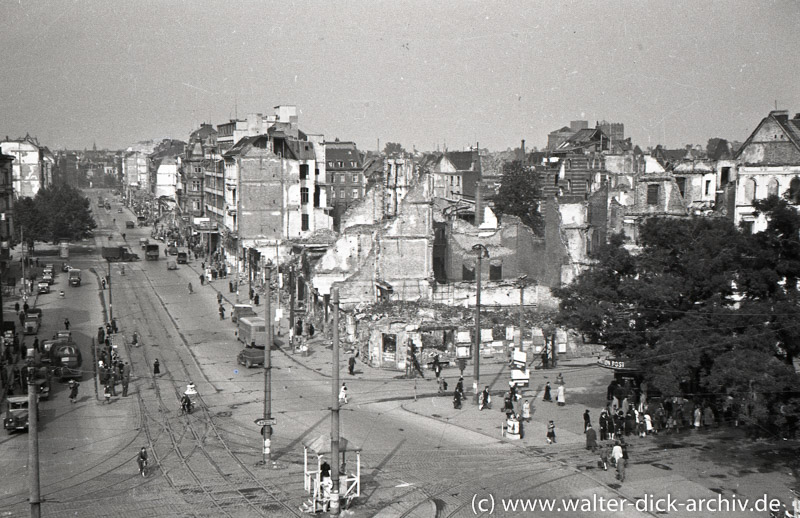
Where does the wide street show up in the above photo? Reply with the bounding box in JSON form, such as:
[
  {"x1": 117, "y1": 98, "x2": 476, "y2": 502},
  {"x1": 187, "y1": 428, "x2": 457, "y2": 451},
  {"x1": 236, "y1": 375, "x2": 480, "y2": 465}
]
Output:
[{"x1": 0, "y1": 190, "x2": 797, "y2": 517}]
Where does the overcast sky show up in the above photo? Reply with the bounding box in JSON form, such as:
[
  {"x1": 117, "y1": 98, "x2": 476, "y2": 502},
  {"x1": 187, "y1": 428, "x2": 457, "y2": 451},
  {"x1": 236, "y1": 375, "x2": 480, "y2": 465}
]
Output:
[{"x1": 1, "y1": 0, "x2": 798, "y2": 153}]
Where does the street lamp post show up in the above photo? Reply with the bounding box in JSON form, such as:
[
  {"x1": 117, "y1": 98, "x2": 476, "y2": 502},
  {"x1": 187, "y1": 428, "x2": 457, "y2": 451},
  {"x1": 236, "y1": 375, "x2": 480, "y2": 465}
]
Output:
[
  {"x1": 515, "y1": 275, "x2": 528, "y2": 350},
  {"x1": 261, "y1": 260, "x2": 273, "y2": 465},
  {"x1": 472, "y1": 244, "x2": 488, "y2": 404}
]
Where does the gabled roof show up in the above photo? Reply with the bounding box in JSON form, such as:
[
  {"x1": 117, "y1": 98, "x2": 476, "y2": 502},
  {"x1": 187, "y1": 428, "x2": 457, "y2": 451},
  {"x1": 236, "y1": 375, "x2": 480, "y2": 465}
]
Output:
[
  {"x1": 190, "y1": 123, "x2": 217, "y2": 140},
  {"x1": 445, "y1": 150, "x2": 479, "y2": 171},
  {"x1": 224, "y1": 135, "x2": 269, "y2": 158},
  {"x1": 549, "y1": 126, "x2": 572, "y2": 134},
  {"x1": 735, "y1": 111, "x2": 800, "y2": 160}
]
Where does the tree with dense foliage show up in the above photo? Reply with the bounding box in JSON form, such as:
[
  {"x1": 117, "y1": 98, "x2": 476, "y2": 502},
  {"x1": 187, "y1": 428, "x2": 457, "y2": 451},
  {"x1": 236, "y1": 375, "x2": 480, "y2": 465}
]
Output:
[
  {"x1": 14, "y1": 184, "x2": 96, "y2": 243},
  {"x1": 556, "y1": 200, "x2": 800, "y2": 437},
  {"x1": 383, "y1": 142, "x2": 405, "y2": 155},
  {"x1": 494, "y1": 160, "x2": 543, "y2": 235}
]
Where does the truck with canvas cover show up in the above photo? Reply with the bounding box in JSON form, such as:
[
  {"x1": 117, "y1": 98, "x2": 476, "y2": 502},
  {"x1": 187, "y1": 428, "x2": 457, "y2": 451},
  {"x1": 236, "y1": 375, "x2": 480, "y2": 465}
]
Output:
[
  {"x1": 237, "y1": 317, "x2": 267, "y2": 347},
  {"x1": 145, "y1": 244, "x2": 160, "y2": 260},
  {"x1": 102, "y1": 246, "x2": 139, "y2": 262}
]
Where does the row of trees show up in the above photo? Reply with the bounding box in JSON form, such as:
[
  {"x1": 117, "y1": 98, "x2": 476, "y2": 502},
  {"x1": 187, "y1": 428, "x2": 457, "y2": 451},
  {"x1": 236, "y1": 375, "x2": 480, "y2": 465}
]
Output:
[
  {"x1": 15, "y1": 184, "x2": 97, "y2": 244},
  {"x1": 555, "y1": 196, "x2": 800, "y2": 437}
]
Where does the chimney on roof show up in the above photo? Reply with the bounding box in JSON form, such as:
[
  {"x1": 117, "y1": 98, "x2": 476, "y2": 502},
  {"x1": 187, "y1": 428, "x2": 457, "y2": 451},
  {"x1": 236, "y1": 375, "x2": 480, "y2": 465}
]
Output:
[{"x1": 521, "y1": 139, "x2": 525, "y2": 159}]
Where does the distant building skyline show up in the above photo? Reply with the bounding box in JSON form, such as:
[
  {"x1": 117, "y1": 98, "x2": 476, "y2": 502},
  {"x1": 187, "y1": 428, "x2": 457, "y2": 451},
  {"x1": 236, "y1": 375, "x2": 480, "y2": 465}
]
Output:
[{"x1": 1, "y1": 1, "x2": 798, "y2": 153}]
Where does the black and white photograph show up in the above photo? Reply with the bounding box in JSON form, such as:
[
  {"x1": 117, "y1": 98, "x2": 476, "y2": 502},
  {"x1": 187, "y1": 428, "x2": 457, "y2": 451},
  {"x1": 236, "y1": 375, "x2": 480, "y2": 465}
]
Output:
[{"x1": 0, "y1": 1, "x2": 799, "y2": 517}]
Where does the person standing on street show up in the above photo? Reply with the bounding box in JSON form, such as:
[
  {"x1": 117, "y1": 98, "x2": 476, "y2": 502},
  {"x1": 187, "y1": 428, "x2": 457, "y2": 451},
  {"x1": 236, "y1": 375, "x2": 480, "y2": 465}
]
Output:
[
  {"x1": 348, "y1": 355, "x2": 356, "y2": 375},
  {"x1": 338, "y1": 382, "x2": 348, "y2": 404},
  {"x1": 188, "y1": 282, "x2": 193, "y2": 294},
  {"x1": 199, "y1": 273, "x2": 205, "y2": 286},
  {"x1": 153, "y1": 359, "x2": 160, "y2": 377},
  {"x1": 68, "y1": 380, "x2": 79, "y2": 403},
  {"x1": 556, "y1": 384, "x2": 566, "y2": 407},
  {"x1": 543, "y1": 381, "x2": 552, "y2": 402},
  {"x1": 103, "y1": 384, "x2": 112, "y2": 404},
  {"x1": 137, "y1": 447, "x2": 148, "y2": 477},
  {"x1": 584, "y1": 409, "x2": 591, "y2": 432},
  {"x1": 585, "y1": 423, "x2": 597, "y2": 452},
  {"x1": 64, "y1": 318, "x2": 70, "y2": 330},
  {"x1": 217, "y1": 292, "x2": 223, "y2": 305},
  {"x1": 218, "y1": 304, "x2": 225, "y2": 320},
  {"x1": 546, "y1": 420, "x2": 557, "y2": 444}
]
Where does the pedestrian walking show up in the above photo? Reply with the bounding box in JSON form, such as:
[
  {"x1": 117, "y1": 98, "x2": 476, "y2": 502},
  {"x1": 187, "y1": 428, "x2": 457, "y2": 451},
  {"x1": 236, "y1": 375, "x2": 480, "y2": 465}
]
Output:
[
  {"x1": 122, "y1": 376, "x2": 129, "y2": 397},
  {"x1": 188, "y1": 282, "x2": 193, "y2": 294},
  {"x1": 68, "y1": 380, "x2": 79, "y2": 403},
  {"x1": 102, "y1": 278, "x2": 106, "y2": 289},
  {"x1": 599, "y1": 442, "x2": 610, "y2": 471},
  {"x1": 137, "y1": 447, "x2": 148, "y2": 477},
  {"x1": 109, "y1": 371, "x2": 117, "y2": 396},
  {"x1": 522, "y1": 399, "x2": 531, "y2": 421},
  {"x1": 585, "y1": 423, "x2": 597, "y2": 452},
  {"x1": 32, "y1": 337, "x2": 39, "y2": 352},
  {"x1": 14, "y1": 302, "x2": 19, "y2": 313},
  {"x1": 103, "y1": 384, "x2": 112, "y2": 404},
  {"x1": 217, "y1": 292, "x2": 222, "y2": 304},
  {"x1": 18, "y1": 311, "x2": 25, "y2": 325},
  {"x1": 23, "y1": 302, "x2": 29, "y2": 313},
  {"x1": 542, "y1": 381, "x2": 552, "y2": 402},
  {"x1": 199, "y1": 273, "x2": 205, "y2": 286},
  {"x1": 64, "y1": 318, "x2": 70, "y2": 330},
  {"x1": 253, "y1": 293, "x2": 259, "y2": 306},
  {"x1": 479, "y1": 386, "x2": 491, "y2": 410},
  {"x1": 546, "y1": 420, "x2": 556, "y2": 444},
  {"x1": 218, "y1": 304, "x2": 225, "y2": 320},
  {"x1": 613, "y1": 441, "x2": 627, "y2": 482},
  {"x1": 584, "y1": 409, "x2": 591, "y2": 431},
  {"x1": 338, "y1": 382, "x2": 348, "y2": 404},
  {"x1": 153, "y1": 359, "x2": 160, "y2": 376},
  {"x1": 348, "y1": 355, "x2": 356, "y2": 375},
  {"x1": 556, "y1": 384, "x2": 566, "y2": 406}
]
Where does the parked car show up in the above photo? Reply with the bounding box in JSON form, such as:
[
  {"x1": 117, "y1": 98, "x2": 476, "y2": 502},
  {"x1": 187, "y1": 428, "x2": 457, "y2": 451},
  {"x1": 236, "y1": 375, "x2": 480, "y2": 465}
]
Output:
[
  {"x1": 37, "y1": 281, "x2": 50, "y2": 294},
  {"x1": 237, "y1": 344, "x2": 265, "y2": 368},
  {"x1": 167, "y1": 260, "x2": 178, "y2": 270},
  {"x1": 4, "y1": 396, "x2": 35, "y2": 433},
  {"x1": 42, "y1": 273, "x2": 53, "y2": 285},
  {"x1": 24, "y1": 314, "x2": 40, "y2": 335},
  {"x1": 125, "y1": 220, "x2": 135, "y2": 228}
]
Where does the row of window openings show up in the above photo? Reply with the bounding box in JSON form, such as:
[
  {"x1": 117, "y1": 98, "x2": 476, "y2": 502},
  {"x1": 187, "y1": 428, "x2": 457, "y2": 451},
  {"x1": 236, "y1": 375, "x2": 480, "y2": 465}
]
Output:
[
  {"x1": 742, "y1": 177, "x2": 800, "y2": 203},
  {"x1": 329, "y1": 188, "x2": 361, "y2": 200},
  {"x1": 462, "y1": 263, "x2": 502, "y2": 281},
  {"x1": 328, "y1": 161, "x2": 358, "y2": 168},
  {"x1": 328, "y1": 173, "x2": 361, "y2": 183}
]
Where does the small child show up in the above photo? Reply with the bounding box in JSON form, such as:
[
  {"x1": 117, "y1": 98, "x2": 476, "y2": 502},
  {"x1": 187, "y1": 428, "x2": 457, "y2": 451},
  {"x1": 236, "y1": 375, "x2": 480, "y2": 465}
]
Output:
[
  {"x1": 546, "y1": 420, "x2": 556, "y2": 444},
  {"x1": 103, "y1": 384, "x2": 112, "y2": 404},
  {"x1": 599, "y1": 442, "x2": 610, "y2": 471}
]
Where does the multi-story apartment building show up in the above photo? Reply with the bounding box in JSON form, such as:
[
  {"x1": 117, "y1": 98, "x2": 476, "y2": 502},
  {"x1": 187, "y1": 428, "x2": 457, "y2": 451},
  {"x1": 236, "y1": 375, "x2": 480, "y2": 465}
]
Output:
[
  {"x1": 0, "y1": 149, "x2": 15, "y2": 270},
  {"x1": 181, "y1": 124, "x2": 218, "y2": 218},
  {"x1": 219, "y1": 119, "x2": 331, "y2": 275},
  {"x1": 734, "y1": 109, "x2": 800, "y2": 233},
  {"x1": 123, "y1": 141, "x2": 157, "y2": 199},
  {"x1": 0, "y1": 134, "x2": 53, "y2": 198},
  {"x1": 149, "y1": 139, "x2": 185, "y2": 200},
  {"x1": 324, "y1": 140, "x2": 364, "y2": 229}
]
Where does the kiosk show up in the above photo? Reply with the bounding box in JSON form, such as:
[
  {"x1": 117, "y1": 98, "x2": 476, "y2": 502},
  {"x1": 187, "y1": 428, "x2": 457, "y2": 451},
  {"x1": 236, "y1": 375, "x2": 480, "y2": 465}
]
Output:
[{"x1": 301, "y1": 435, "x2": 361, "y2": 513}]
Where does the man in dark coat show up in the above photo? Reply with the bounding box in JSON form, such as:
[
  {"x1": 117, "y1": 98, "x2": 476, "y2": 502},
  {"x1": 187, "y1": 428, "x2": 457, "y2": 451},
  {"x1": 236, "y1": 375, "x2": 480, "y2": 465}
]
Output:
[
  {"x1": 542, "y1": 381, "x2": 552, "y2": 402},
  {"x1": 585, "y1": 423, "x2": 598, "y2": 452},
  {"x1": 348, "y1": 355, "x2": 356, "y2": 375},
  {"x1": 584, "y1": 409, "x2": 591, "y2": 432}
]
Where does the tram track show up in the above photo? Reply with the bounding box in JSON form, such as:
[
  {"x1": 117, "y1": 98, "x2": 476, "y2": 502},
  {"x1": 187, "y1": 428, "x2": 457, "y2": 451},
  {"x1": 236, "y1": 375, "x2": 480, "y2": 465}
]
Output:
[{"x1": 121, "y1": 257, "x2": 303, "y2": 516}]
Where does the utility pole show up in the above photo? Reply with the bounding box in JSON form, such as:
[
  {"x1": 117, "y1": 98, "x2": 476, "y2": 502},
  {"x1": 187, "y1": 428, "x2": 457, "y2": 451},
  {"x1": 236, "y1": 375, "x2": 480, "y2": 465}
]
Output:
[
  {"x1": 262, "y1": 260, "x2": 273, "y2": 465},
  {"x1": 27, "y1": 366, "x2": 41, "y2": 518},
  {"x1": 289, "y1": 264, "x2": 295, "y2": 340},
  {"x1": 472, "y1": 244, "x2": 488, "y2": 404},
  {"x1": 107, "y1": 260, "x2": 113, "y2": 321},
  {"x1": 330, "y1": 287, "x2": 341, "y2": 515}
]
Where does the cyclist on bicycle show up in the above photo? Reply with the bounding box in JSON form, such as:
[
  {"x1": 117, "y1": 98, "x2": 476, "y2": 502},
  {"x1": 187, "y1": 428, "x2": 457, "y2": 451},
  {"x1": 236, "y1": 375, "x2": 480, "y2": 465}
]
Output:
[
  {"x1": 137, "y1": 447, "x2": 148, "y2": 476},
  {"x1": 181, "y1": 393, "x2": 193, "y2": 415}
]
